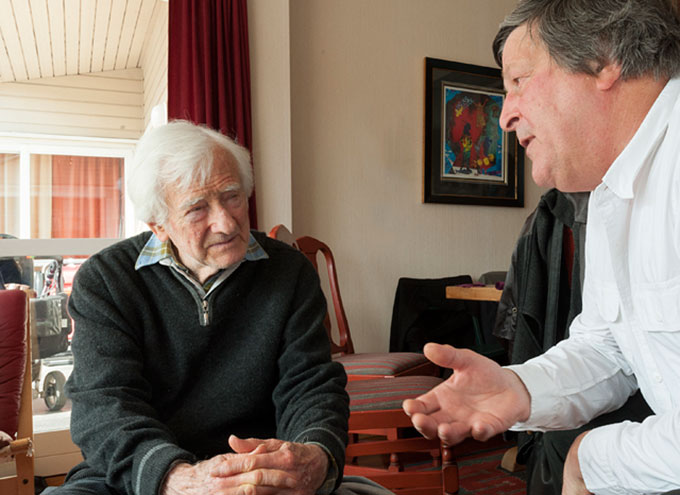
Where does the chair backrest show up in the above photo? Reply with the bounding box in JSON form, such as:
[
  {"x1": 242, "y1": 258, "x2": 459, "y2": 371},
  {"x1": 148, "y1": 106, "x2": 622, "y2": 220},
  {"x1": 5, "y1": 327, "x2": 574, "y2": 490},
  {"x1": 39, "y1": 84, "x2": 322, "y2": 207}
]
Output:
[
  {"x1": 295, "y1": 236, "x2": 355, "y2": 355},
  {"x1": 0, "y1": 290, "x2": 28, "y2": 438},
  {"x1": 0, "y1": 289, "x2": 35, "y2": 495},
  {"x1": 267, "y1": 224, "x2": 298, "y2": 248}
]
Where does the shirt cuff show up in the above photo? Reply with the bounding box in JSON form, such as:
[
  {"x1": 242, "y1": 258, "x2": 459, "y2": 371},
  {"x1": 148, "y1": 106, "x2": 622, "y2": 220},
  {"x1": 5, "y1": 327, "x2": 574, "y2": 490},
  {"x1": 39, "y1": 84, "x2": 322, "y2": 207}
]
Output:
[
  {"x1": 506, "y1": 364, "x2": 562, "y2": 430},
  {"x1": 305, "y1": 441, "x2": 338, "y2": 495}
]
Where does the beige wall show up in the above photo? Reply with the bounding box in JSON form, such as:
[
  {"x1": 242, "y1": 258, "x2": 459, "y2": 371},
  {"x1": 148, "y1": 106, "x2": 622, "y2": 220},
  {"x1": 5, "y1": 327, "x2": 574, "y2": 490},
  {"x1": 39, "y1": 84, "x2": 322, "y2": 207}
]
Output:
[
  {"x1": 252, "y1": 0, "x2": 544, "y2": 352},
  {"x1": 249, "y1": 0, "x2": 293, "y2": 231}
]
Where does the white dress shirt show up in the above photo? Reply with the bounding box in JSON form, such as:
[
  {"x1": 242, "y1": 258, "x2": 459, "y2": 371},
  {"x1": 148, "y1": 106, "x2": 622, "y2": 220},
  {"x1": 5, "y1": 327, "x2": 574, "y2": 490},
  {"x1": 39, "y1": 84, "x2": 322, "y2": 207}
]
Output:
[{"x1": 508, "y1": 78, "x2": 680, "y2": 495}]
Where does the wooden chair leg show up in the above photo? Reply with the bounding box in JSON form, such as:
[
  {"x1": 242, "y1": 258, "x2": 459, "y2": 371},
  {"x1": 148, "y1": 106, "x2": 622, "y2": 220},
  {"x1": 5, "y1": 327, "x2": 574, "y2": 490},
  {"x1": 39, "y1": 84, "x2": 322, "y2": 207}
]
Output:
[{"x1": 442, "y1": 445, "x2": 459, "y2": 495}]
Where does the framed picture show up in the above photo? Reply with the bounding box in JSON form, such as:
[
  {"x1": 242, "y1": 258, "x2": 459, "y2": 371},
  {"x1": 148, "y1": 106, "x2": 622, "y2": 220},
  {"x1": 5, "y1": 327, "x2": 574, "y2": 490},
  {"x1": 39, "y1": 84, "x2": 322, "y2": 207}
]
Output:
[{"x1": 424, "y1": 57, "x2": 524, "y2": 206}]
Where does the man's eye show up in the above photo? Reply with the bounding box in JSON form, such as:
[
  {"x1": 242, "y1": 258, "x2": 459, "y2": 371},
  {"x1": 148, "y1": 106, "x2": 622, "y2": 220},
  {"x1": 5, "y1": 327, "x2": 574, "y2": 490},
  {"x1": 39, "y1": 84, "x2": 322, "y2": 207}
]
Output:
[
  {"x1": 224, "y1": 193, "x2": 243, "y2": 205},
  {"x1": 186, "y1": 205, "x2": 205, "y2": 215},
  {"x1": 513, "y1": 75, "x2": 528, "y2": 87}
]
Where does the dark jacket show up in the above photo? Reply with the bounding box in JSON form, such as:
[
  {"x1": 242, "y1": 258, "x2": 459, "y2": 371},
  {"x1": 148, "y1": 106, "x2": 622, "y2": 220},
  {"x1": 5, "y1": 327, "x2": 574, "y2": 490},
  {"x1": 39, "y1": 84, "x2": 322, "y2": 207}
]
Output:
[
  {"x1": 65, "y1": 231, "x2": 349, "y2": 495},
  {"x1": 493, "y1": 188, "x2": 589, "y2": 364}
]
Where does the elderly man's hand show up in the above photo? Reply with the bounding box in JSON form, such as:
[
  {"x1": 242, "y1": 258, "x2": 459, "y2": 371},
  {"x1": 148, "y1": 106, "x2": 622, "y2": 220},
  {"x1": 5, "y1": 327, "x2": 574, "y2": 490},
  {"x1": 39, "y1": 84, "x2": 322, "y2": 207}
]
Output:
[
  {"x1": 162, "y1": 436, "x2": 329, "y2": 495},
  {"x1": 3, "y1": 283, "x2": 30, "y2": 291},
  {"x1": 403, "y1": 343, "x2": 532, "y2": 445},
  {"x1": 562, "y1": 431, "x2": 593, "y2": 495},
  {"x1": 216, "y1": 436, "x2": 328, "y2": 494}
]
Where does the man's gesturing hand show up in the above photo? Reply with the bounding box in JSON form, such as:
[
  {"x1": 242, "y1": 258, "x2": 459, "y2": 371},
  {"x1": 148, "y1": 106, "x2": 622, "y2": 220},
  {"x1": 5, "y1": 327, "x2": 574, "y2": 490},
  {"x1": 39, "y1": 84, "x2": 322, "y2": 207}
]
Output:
[
  {"x1": 403, "y1": 343, "x2": 532, "y2": 445},
  {"x1": 162, "y1": 436, "x2": 328, "y2": 495}
]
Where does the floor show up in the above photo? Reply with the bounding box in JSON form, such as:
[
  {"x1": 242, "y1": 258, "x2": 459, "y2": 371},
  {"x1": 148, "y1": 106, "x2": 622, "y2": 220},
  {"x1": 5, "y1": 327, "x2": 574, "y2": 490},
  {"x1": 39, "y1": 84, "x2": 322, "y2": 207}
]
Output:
[
  {"x1": 349, "y1": 432, "x2": 527, "y2": 494},
  {"x1": 457, "y1": 446, "x2": 527, "y2": 495}
]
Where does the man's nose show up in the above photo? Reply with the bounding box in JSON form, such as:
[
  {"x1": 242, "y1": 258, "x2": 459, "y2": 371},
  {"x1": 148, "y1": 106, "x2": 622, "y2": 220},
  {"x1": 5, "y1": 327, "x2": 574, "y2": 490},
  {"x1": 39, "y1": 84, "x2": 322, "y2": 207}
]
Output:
[
  {"x1": 210, "y1": 205, "x2": 237, "y2": 233},
  {"x1": 499, "y1": 94, "x2": 519, "y2": 132}
]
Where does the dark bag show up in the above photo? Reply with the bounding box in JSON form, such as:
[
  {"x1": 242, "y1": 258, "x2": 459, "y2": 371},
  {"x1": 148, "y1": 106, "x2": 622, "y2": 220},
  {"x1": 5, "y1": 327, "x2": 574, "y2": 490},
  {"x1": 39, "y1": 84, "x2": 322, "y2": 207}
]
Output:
[
  {"x1": 30, "y1": 293, "x2": 71, "y2": 359},
  {"x1": 521, "y1": 432, "x2": 560, "y2": 495}
]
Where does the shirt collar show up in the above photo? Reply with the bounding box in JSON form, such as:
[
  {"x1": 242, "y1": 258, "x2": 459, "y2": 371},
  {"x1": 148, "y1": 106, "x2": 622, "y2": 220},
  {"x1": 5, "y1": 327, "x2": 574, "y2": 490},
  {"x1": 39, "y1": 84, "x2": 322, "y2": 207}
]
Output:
[
  {"x1": 602, "y1": 78, "x2": 680, "y2": 199},
  {"x1": 135, "y1": 231, "x2": 269, "y2": 271}
]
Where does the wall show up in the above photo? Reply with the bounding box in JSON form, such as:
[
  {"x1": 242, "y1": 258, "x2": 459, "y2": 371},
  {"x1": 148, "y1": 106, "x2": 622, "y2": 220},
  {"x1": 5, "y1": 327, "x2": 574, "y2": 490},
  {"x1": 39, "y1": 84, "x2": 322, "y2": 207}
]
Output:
[
  {"x1": 140, "y1": 0, "x2": 169, "y2": 129},
  {"x1": 248, "y1": 0, "x2": 293, "y2": 231},
  {"x1": 0, "y1": 69, "x2": 143, "y2": 139},
  {"x1": 285, "y1": 0, "x2": 544, "y2": 352}
]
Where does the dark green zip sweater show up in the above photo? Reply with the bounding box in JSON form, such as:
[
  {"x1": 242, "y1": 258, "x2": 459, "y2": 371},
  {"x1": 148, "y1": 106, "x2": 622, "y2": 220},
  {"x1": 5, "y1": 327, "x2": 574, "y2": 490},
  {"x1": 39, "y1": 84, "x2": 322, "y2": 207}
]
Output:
[{"x1": 65, "y1": 231, "x2": 349, "y2": 495}]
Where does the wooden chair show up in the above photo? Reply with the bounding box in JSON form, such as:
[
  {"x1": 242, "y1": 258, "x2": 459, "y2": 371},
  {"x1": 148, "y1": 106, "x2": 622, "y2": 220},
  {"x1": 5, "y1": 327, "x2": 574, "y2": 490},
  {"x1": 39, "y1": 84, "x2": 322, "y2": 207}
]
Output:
[
  {"x1": 267, "y1": 224, "x2": 299, "y2": 248},
  {"x1": 281, "y1": 230, "x2": 438, "y2": 381},
  {"x1": 267, "y1": 226, "x2": 458, "y2": 492},
  {"x1": 0, "y1": 289, "x2": 35, "y2": 495},
  {"x1": 345, "y1": 376, "x2": 458, "y2": 494}
]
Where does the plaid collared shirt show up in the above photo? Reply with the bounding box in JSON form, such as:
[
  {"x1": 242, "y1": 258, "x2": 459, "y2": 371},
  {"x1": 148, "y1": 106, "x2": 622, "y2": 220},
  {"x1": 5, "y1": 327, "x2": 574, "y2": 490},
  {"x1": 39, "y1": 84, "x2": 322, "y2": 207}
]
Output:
[{"x1": 135, "y1": 232, "x2": 268, "y2": 295}]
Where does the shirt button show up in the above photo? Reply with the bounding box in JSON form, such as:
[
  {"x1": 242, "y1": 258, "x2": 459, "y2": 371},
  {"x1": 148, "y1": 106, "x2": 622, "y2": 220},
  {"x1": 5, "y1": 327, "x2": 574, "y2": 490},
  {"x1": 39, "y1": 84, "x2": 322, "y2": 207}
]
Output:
[{"x1": 654, "y1": 373, "x2": 663, "y2": 383}]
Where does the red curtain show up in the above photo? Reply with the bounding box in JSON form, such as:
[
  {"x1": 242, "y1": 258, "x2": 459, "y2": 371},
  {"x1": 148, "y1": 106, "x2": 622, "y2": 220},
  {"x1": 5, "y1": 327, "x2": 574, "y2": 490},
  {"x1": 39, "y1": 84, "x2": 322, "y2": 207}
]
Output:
[
  {"x1": 51, "y1": 156, "x2": 123, "y2": 238},
  {"x1": 168, "y1": 0, "x2": 257, "y2": 228}
]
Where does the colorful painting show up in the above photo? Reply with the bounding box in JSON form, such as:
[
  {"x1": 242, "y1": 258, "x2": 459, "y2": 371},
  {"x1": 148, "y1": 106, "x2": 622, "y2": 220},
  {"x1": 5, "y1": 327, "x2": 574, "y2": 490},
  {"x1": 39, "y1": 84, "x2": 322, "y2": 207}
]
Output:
[
  {"x1": 423, "y1": 58, "x2": 524, "y2": 207},
  {"x1": 442, "y1": 87, "x2": 504, "y2": 182}
]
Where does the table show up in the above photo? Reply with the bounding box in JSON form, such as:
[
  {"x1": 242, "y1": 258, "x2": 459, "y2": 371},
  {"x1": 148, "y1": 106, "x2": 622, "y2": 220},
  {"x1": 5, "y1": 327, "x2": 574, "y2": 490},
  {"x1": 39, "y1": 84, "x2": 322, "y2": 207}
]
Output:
[{"x1": 445, "y1": 285, "x2": 502, "y2": 302}]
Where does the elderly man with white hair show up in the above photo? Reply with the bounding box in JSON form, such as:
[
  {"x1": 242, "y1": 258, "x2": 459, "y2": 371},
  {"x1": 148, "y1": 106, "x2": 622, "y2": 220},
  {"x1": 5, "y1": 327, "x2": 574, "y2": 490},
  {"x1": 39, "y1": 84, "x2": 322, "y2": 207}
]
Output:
[{"x1": 49, "y1": 121, "x2": 393, "y2": 495}]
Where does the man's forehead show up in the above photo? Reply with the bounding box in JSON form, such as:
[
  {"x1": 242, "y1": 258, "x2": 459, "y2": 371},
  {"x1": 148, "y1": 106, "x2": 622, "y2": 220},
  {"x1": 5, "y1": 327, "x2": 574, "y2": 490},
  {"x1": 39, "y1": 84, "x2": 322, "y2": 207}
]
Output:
[
  {"x1": 179, "y1": 183, "x2": 242, "y2": 206},
  {"x1": 504, "y1": 25, "x2": 534, "y2": 60},
  {"x1": 168, "y1": 155, "x2": 243, "y2": 207},
  {"x1": 501, "y1": 24, "x2": 546, "y2": 73}
]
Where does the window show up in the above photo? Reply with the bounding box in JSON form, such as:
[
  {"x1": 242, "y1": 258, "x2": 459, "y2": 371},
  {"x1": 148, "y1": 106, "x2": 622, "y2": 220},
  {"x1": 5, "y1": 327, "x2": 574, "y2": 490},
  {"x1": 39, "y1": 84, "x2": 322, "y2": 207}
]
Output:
[
  {"x1": 0, "y1": 135, "x2": 138, "y2": 477},
  {"x1": 0, "y1": 142, "x2": 135, "y2": 240},
  {"x1": 0, "y1": 153, "x2": 20, "y2": 235}
]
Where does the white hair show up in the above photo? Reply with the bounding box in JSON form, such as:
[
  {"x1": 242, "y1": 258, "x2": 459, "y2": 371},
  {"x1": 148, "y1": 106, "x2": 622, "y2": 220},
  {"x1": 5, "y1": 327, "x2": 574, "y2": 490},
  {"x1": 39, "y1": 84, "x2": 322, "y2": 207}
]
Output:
[{"x1": 127, "y1": 120, "x2": 254, "y2": 225}]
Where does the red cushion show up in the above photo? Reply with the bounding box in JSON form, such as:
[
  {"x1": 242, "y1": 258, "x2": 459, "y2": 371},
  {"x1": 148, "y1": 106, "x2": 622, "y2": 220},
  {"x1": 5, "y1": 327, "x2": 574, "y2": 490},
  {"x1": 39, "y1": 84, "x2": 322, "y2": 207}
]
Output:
[
  {"x1": 0, "y1": 290, "x2": 28, "y2": 438},
  {"x1": 347, "y1": 375, "x2": 442, "y2": 412},
  {"x1": 334, "y1": 352, "x2": 429, "y2": 376}
]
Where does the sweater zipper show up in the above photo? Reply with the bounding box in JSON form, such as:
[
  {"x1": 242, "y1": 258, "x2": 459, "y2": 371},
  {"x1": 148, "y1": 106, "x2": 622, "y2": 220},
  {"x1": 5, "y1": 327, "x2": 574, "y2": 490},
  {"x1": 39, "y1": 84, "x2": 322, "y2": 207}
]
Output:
[
  {"x1": 202, "y1": 298, "x2": 210, "y2": 326},
  {"x1": 167, "y1": 269, "x2": 211, "y2": 326}
]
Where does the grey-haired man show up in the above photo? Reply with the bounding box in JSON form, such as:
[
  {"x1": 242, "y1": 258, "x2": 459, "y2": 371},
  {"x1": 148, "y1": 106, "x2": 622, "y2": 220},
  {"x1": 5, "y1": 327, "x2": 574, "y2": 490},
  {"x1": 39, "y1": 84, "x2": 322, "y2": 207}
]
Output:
[{"x1": 405, "y1": 1, "x2": 680, "y2": 494}]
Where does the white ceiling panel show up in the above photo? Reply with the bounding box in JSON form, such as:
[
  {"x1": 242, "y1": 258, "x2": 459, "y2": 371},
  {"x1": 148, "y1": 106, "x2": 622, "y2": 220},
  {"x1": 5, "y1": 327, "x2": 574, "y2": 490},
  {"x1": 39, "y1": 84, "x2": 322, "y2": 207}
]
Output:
[
  {"x1": 0, "y1": 0, "x2": 160, "y2": 82},
  {"x1": 90, "y1": 0, "x2": 112, "y2": 73},
  {"x1": 102, "y1": 0, "x2": 125, "y2": 71},
  {"x1": 64, "y1": 0, "x2": 81, "y2": 74},
  {"x1": 115, "y1": 0, "x2": 141, "y2": 69},
  {"x1": 78, "y1": 0, "x2": 96, "y2": 74},
  {"x1": 0, "y1": 0, "x2": 27, "y2": 81},
  {"x1": 12, "y1": 0, "x2": 41, "y2": 79},
  {"x1": 127, "y1": 0, "x2": 156, "y2": 68},
  {"x1": 47, "y1": 0, "x2": 67, "y2": 76},
  {"x1": 29, "y1": 0, "x2": 54, "y2": 78}
]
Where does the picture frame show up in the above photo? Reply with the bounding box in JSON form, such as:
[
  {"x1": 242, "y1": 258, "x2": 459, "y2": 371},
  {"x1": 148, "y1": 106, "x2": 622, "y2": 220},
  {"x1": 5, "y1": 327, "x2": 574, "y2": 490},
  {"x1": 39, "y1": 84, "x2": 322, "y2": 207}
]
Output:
[{"x1": 423, "y1": 57, "x2": 524, "y2": 206}]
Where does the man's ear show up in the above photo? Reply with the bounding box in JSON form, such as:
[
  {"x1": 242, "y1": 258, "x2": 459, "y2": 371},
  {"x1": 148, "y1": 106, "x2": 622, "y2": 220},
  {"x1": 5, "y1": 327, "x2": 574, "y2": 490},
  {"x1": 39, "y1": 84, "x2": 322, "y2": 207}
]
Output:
[
  {"x1": 148, "y1": 222, "x2": 170, "y2": 242},
  {"x1": 596, "y1": 63, "x2": 622, "y2": 91}
]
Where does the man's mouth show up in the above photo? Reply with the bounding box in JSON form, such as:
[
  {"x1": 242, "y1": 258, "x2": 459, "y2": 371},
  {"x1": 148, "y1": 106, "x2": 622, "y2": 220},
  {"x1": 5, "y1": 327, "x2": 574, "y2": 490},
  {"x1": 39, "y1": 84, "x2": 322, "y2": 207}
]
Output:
[
  {"x1": 519, "y1": 136, "x2": 535, "y2": 158},
  {"x1": 519, "y1": 136, "x2": 534, "y2": 149},
  {"x1": 207, "y1": 233, "x2": 239, "y2": 249}
]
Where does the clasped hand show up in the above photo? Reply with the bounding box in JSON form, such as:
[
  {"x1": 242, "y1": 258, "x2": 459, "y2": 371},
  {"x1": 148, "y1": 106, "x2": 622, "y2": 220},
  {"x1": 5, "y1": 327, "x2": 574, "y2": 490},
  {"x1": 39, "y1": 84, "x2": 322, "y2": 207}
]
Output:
[
  {"x1": 162, "y1": 435, "x2": 328, "y2": 495},
  {"x1": 402, "y1": 343, "x2": 532, "y2": 445}
]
